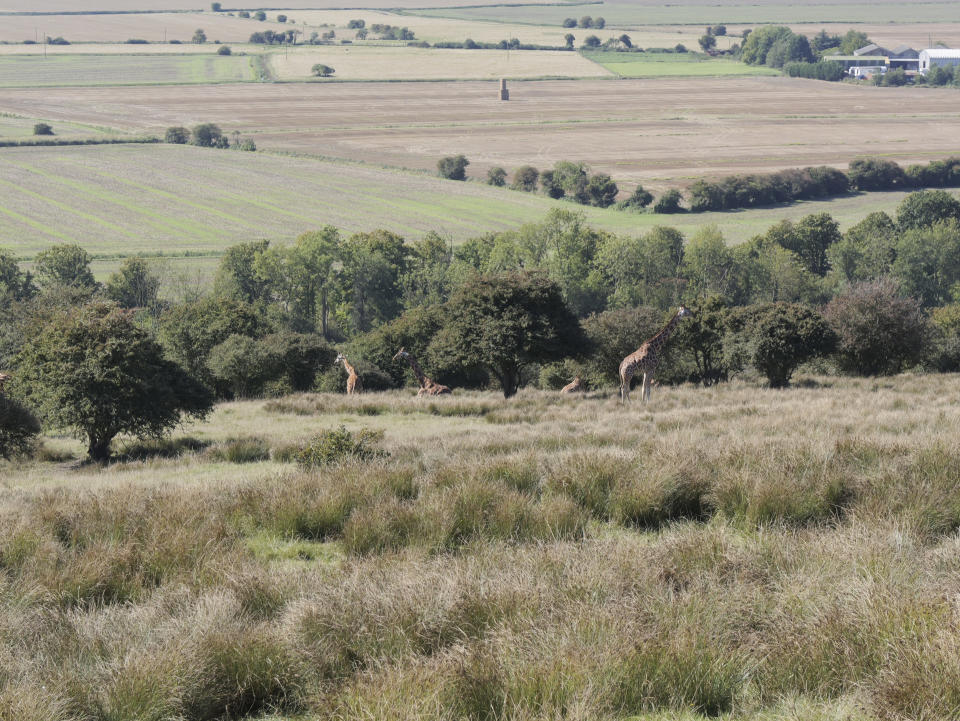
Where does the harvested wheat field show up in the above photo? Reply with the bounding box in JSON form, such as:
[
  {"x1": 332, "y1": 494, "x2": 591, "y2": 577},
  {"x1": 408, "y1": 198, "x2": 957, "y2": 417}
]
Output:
[
  {"x1": 268, "y1": 46, "x2": 612, "y2": 81},
  {"x1": 0, "y1": 12, "x2": 293, "y2": 44},
  {"x1": 3, "y1": 76, "x2": 960, "y2": 190},
  {"x1": 4, "y1": 375, "x2": 960, "y2": 720}
]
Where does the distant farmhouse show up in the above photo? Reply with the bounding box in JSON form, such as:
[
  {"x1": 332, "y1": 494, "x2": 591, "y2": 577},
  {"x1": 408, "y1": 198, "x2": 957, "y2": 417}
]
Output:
[
  {"x1": 825, "y1": 43, "x2": 960, "y2": 78},
  {"x1": 919, "y1": 48, "x2": 960, "y2": 73}
]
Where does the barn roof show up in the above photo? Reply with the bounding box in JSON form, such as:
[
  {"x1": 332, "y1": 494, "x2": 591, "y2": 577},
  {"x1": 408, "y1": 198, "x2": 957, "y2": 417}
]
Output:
[{"x1": 921, "y1": 48, "x2": 960, "y2": 58}]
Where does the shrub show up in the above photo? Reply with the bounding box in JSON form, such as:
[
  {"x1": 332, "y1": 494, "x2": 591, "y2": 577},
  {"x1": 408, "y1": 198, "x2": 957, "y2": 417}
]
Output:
[
  {"x1": 124, "y1": 38, "x2": 148, "y2": 44},
  {"x1": 32, "y1": 122, "x2": 53, "y2": 136},
  {"x1": 653, "y1": 188, "x2": 684, "y2": 213},
  {"x1": 164, "y1": 126, "x2": 189, "y2": 144},
  {"x1": 486, "y1": 166, "x2": 507, "y2": 186},
  {"x1": 295, "y1": 425, "x2": 387, "y2": 468},
  {"x1": 192, "y1": 28, "x2": 206, "y2": 43},
  {"x1": 562, "y1": 17, "x2": 576, "y2": 28},
  {"x1": 276, "y1": 14, "x2": 287, "y2": 23},
  {"x1": 617, "y1": 184, "x2": 653, "y2": 211},
  {"x1": 311, "y1": 63, "x2": 335, "y2": 77},
  {"x1": 726, "y1": 303, "x2": 834, "y2": 387},
  {"x1": 191, "y1": 122, "x2": 224, "y2": 147},
  {"x1": 206, "y1": 436, "x2": 271, "y2": 463},
  {"x1": 438, "y1": 154, "x2": 469, "y2": 181},
  {"x1": 216, "y1": 44, "x2": 231, "y2": 55},
  {"x1": 848, "y1": 157, "x2": 907, "y2": 191},
  {"x1": 0, "y1": 392, "x2": 41, "y2": 459},
  {"x1": 896, "y1": 189, "x2": 960, "y2": 230},
  {"x1": 824, "y1": 278, "x2": 928, "y2": 375},
  {"x1": 253, "y1": 10, "x2": 265, "y2": 20},
  {"x1": 783, "y1": 61, "x2": 844, "y2": 81},
  {"x1": 512, "y1": 165, "x2": 539, "y2": 192}
]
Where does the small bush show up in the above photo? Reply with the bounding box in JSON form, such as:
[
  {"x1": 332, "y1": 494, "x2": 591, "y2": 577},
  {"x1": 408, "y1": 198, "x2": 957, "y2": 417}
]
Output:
[
  {"x1": 486, "y1": 166, "x2": 507, "y2": 186},
  {"x1": 311, "y1": 63, "x2": 335, "y2": 77},
  {"x1": 295, "y1": 425, "x2": 387, "y2": 468},
  {"x1": 206, "y1": 436, "x2": 271, "y2": 463},
  {"x1": 216, "y1": 44, "x2": 231, "y2": 55},
  {"x1": 438, "y1": 154, "x2": 469, "y2": 181},
  {"x1": 653, "y1": 188, "x2": 684, "y2": 213},
  {"x1": 0, "y1": 393, "x2": 41, "y2": 459},
  {"x1": 164, "y1": 126, "x2": 189, "y2": 144},
  {"x1": 32, "y1": 122, "x2": 53, "y2": 136},
  {"x1": 511, "y1": 165, "x2": 539, "y2": 192},
  {"x1": 824, "y1": 278, "x2": 927, "y2": 375}
]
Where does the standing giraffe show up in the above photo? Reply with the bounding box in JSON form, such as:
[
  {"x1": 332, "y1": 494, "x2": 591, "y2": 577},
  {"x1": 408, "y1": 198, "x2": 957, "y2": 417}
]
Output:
[
  {"x1": 619, "y1": 306, "x2": 693, "y2": 403},
  {"x1": 393, "y1": 348, "x2": 451, "y2": 396},
  {"x1": 335, "y1": 353, "x2": 362, "y2": 395},
  {"x1": 0, "y1": 372, "x2": 9, "y2": 394},
  {"x1": 560, "y1": 375, "x2": 584, "y2": 394}
]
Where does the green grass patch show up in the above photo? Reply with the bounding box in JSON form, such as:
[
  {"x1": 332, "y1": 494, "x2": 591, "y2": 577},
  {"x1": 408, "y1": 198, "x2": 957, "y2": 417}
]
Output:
[
  {"x1": 585, "y1": 51, "x2": 781, "y2": 78},
  {"x1": 0, "y1": 54, "x2": 253, "y2": 87}
]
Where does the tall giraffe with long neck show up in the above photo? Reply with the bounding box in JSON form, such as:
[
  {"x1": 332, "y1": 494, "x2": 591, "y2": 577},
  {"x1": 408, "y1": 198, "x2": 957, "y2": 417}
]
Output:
[
  {"x1": 619, "y1": 305, "x2": 692, "y2": 403},
  {"x1": 335, "y1": 353, "x2": 362, "y2": 395},
  {"x1": 393, "y1": 348, "x2": 451, "y2": 396}
]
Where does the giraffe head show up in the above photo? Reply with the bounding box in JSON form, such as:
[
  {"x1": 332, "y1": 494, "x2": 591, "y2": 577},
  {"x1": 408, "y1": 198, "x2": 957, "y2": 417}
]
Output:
[
  {"x1": 392, "y1": 347, "x2": 409, "y2": 362},
  {"x1": 678, "y1": 305, "x2": 693, "y2": 319},
  {"x1": 334, "y1": 352, "x2": 345, "y2": 365}
]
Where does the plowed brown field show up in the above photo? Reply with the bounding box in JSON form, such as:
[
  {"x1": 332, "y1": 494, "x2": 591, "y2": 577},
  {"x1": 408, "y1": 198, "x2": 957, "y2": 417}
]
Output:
[{"x1": 2, "y1": 76, "x2": 959, "y2": 190}]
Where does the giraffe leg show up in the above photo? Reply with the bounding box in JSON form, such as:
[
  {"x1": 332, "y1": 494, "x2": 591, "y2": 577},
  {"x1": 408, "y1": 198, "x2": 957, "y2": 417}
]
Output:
[
  {"x1": 642, "y1": 374, "x2": 651, "y2": 402},
  {"x1": 620, "y1": 369, "x2": 631, "y2": 404}
]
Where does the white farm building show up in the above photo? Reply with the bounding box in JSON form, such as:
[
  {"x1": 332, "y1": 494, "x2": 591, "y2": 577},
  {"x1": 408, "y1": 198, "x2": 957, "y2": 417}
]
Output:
[{"x1": 919, "y1": 49, "x2": 960, "y2": 73}]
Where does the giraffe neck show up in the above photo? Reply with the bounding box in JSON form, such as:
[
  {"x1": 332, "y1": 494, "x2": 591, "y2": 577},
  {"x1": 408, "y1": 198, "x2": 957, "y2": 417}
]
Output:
[
  {"x1": 647, "y1": 312, "x2": 684, "y2": 354},
  {"x1": 403, "y1": 353, "x2": 428, "y2": 387},
  {"x1": 342, "y1": 358, "x2": 357, "y2": 376}
]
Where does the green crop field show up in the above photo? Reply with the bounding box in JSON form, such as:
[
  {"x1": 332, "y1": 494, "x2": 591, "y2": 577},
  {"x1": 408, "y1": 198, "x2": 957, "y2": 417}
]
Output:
[
  {"x1": 408, "y1": 1, "x2": 960, "y2": 27},
  {"x1": 0, "y1": 54, "x2": 253, "y2": 88},
  {"x1": 0, "y1": 144, "x2": 932, "y2": 264},
  {"x1": 584, "y1": 51, "x2": 781, "y2": 78}
]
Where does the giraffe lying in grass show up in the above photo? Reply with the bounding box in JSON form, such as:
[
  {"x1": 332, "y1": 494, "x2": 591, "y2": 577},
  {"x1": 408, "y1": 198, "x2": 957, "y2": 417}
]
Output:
[
  {"x1": 393, "y1": 348, "x2": 451, "y2": 396},
  {"x1": 619, "y1": 306, "x2": 692, "y2": 403},
  {"x1": 560, "y1": 376, "x2": 584, "y2": 394}
]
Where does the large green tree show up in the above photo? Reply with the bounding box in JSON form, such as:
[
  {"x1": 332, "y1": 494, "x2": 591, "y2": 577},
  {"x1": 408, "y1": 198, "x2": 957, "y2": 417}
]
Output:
[
  {"x1": 0, "y1": 248, "x2": 35, "y2": 307},
  {"x1": 430, "y1": 271, "x2": 585, "y2": 397},
  {"x1": 34, "y1": 244, "x2": 98, "y2": 291},
  {"x1": 16, "y1": 302, "x2": 212, "y2": 461},
  {"x1": 336, "y1": 230, "x2": 408, "y2": 334},
  {"x1": 106, "y1": 257, "x2": 160, "y2": 309}
]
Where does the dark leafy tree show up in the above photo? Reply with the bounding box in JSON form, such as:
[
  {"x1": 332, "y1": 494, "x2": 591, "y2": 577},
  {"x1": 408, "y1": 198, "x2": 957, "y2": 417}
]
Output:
[
  {"x1": 838, "y1": 30, "x2": 870, "y2": 55},
  {"x1": 848, "y1": 158, "x2": 907, "y2": 191},
  {"x1": 617, "y1": 184, "x2": 653, "y2": 211},
  {"x1": 539, "y1": 169, "x2": 564, "y2": 199},
  {"x1": 699, "y1": 34, "x2": 716, "y2": 52},
  {"x1": 437, "y1": 154, "x2": 469, "y2": 181},
  {"x1": 217, "y1": 44, "x2": 231, "y2": 55},
  {"x1": 653, "y1": 189, "x2": 684, "y2": 213},
  {"x1": 106, "y1": 257, "x2": 160, "y2": 310},
  {"x1": 487, "y1": 167, "x2": 507, "y2": 186},
  {"x1": 311, "y1": 63, "x2": 335, "y2": 77},
  {"x1": 401, "y1": 232, "x2": 452, "y2": 309},
  {"x1": 619, "y1": 34, "x2": 632, "y2": 48},
  {"x1": 33, "y1": 123, "x2": 53, "y2": 136},
  {"x1": 192, "y1": 28, "x2": 207, "y2": 43},
  {"x1": 674, "y1": 296, "x2": 728, "y2": 385},
  {"x1": 512, "y1": 165, "x2": 539, "y2": 192},
  {"x1": 16, "y1": 302, "x2": 212, "y2": 461},
  {"x1": 896, "y1": 189, "x2": 960, "y2": 231},
  {"x1": 159, "y1": 296, "x2": 263, "y2": 385},
  {"x1": 336, "y1": 230, "x2": 408, "y2": 334},
  {"x1": 164, "y1": 126, "x2": 190, "y2": 143},
  {"x1": 564, "y1": 33, "x2": 575, "y2": 49},
  {"x1": 430, "y1": 271, "x2": 585, "y2": 397},
  {"x1": 191, "y1": 122, "x2": 224, "y2": 147},
  {"x1": 586, "y1": 173, "x2": 618, "y2": 207},
  {"x1": 34, "y1": 244, "x2": 98, "y2": 291},
  {"x1": 214, "y1": 240, "x2": 272, "y2": 305},
  {"x1": 578, "y1": 16, "x2": 593, "y2": 28},
  {"x1": 583, "y1": 35, "x2": 601, "y2": 48},
  {"x1": 727, "y1": 302, "x2": 834, "y2": 387},
  {"x1": 0, "y1": 249, "x2": 35, "y2": 306},
  {"x1": 826, "y1": 211, "x2": 898, "y2": 284},
  {"x1": 594, "y1": 17, "x2": 605, "y2": 28},
  {"x1": 562, "y1": 18, "x2": 576, "y2": 28},
  {"x1": 770, "y1": 212, "x2": 841, "y2": 277},
  {"x1": 892, "y1": 219, "x2": 960, "y2": 307},
  {"x1": 254, "y1": 10, "x2": 266, "y2": 20},
  {"x1": 0, "y1": 391, "x2": 40, "y2": 460},
  {"x1": 824, "y1": 278, "x2": 927, "y2": 375}
]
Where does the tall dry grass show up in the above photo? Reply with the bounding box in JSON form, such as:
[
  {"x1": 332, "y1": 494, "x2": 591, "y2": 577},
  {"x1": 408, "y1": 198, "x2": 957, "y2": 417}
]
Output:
[{"x1": 2, "y1": 375, "x2": 960, "y2": 719}]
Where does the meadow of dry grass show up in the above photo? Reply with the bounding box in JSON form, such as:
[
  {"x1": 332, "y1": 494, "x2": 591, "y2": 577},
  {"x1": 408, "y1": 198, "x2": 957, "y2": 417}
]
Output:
[{"x1": 4, "y1": 375, "x2": 960, "y2": 719}]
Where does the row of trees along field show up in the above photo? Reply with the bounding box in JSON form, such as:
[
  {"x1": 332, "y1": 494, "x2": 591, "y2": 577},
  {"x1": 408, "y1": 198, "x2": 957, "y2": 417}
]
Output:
[
  {"x1": 4, "y1": 192, "x2": 960, "y2": 461},
  {"x1": 445, "y1": 156, "x2": 960, "y2": 214}
]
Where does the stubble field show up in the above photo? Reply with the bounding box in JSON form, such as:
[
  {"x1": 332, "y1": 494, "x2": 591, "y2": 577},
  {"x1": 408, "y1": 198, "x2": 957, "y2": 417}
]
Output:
[
  {"x1": 4, "y1": 376, "x2": 960, "y2": 720},
  {"x1": 2, "y1": 77, "x2": 958, "y2": 193}
]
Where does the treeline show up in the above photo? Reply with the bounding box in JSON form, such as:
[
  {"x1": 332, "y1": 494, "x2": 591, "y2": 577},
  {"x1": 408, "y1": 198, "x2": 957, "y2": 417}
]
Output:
[
  {"x1": 783, "y1": 61, "x2": 845, "y2": 81},
  {"x1": 6, "y1": 192, "x2": 960, "y2": 459},
  {"x1": 682, "y1": 156, "x2": 960, "y2": 212},
  {"x1": 0, "y1": 136, "x2": 159, "y2": 148}
]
